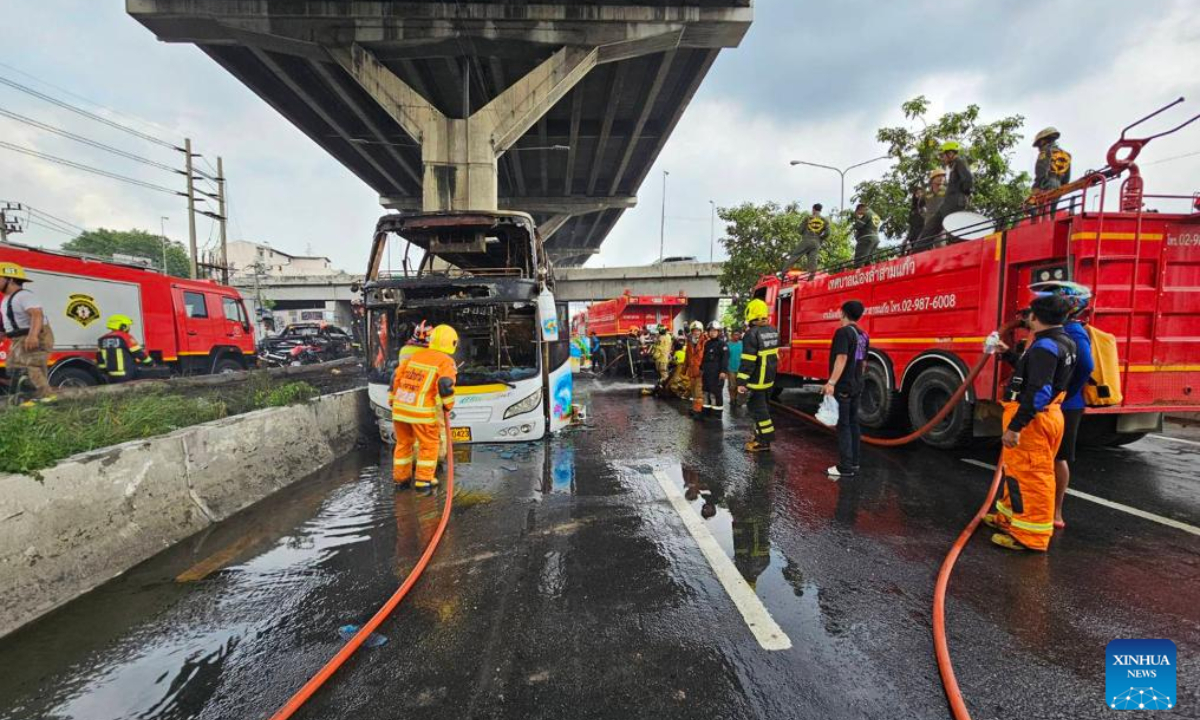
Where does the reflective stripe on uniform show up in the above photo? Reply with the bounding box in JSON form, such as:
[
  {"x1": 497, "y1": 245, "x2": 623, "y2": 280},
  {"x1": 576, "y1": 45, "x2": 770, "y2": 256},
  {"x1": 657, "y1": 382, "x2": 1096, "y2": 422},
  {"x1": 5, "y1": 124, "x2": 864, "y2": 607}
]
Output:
[
  {"x1": 416, "y1": 459, "x2": 438, "y2": 468},
  {"x1": 996, "y1": 501, "x2": 1054, "y2": 534},
  {"x1": 737, "y1": 372, "x2": 750, "y2": 380},
  {"x1": 747, "y1": 382, "x2": 773, "y2": 390},
  {"x1": 741, "y1": 353, "x2": 758, "y2": 361},
  {"x1": 393, "y1": 410, "x2": 437, "y2": 424},
  {"x1": 394, "y1": 455, "x2": 413, "y2": 464},
  {"x1": 757, "y1": 419, "x2": 773, "y2": 427}
]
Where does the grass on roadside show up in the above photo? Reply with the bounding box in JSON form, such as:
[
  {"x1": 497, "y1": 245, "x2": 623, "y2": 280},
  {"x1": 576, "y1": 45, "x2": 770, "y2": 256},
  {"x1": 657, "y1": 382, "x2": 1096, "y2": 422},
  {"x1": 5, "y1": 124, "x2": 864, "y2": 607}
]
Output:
[{"x1": 0, "y1": 380, "x2": 318, "y2": 476}]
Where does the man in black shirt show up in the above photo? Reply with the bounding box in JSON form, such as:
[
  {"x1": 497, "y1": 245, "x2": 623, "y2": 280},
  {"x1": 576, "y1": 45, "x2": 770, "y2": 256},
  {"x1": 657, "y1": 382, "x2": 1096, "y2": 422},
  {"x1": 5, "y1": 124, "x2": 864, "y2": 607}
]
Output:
[{"x1": 824, "y1": 300, "x2": 869, "y2": 478}]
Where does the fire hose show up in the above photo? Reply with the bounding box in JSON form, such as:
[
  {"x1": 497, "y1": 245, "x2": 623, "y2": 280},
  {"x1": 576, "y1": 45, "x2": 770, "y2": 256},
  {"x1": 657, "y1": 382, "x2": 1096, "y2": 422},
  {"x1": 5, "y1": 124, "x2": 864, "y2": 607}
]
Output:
[
  {"x1": 267, "y1": 409, "x2": 457, "y2": 720},
  {"x1": 769, "y1": 351, "x2": 1002, "y2": 720}
]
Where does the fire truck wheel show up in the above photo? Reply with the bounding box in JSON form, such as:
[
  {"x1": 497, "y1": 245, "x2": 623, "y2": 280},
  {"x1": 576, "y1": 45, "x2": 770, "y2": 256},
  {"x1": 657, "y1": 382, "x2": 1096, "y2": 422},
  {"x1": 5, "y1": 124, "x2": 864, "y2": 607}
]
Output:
[
  {"x1": 859, "y1": 361, "x2": 901, "y2": 429},
  {"x1": 907, "y1": 365, "x2": 973, "y2": 449},
  {"x1": 212, "y1": 357, "x2": 245, "y2": 375},
  {"x1": 50, "y1": 366, "x2": 98, "y2": 388}
]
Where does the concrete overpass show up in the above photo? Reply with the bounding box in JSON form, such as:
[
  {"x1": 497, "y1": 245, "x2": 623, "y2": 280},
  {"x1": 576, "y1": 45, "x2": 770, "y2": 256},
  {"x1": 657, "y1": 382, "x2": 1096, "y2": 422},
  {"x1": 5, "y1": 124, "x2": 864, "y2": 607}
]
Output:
[
  {"x1": 128, "y1": 0, "x2": 752, "y2": 266},
  {"x1": 554, "y1": 261, "x2": 723, "y2": 301}
]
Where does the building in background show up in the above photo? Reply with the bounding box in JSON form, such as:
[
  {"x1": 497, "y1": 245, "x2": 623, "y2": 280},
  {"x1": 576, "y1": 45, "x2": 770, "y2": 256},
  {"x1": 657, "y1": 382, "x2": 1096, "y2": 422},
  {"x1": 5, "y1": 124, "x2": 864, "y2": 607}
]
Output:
[{"x1": 226, "y1": 240, "x2": 340, "y2": 278}]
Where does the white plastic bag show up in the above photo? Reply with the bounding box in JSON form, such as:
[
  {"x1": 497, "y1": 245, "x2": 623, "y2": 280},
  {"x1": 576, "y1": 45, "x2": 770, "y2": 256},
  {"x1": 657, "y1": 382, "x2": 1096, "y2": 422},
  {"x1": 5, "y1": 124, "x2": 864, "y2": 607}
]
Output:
[{"x1": 815, "y1": 394, "x2": 839, "y2": 427}]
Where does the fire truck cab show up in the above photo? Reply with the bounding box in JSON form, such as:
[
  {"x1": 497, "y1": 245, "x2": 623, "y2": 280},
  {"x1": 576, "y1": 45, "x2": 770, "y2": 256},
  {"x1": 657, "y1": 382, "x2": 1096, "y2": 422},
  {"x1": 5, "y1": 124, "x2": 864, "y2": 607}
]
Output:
[
  {"x1": 1, "y1": 242, "x2": 256, "y2": 390},
  {"x1": 755, "y1": 168, "x2": 1199, "y2": 449}
]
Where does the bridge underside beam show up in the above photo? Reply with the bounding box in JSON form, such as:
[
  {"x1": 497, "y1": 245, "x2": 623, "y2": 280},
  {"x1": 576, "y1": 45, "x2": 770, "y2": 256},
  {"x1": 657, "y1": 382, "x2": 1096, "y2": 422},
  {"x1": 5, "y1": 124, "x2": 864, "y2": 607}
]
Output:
[{"x1": 128, "y1": 0, "x2": 751, "y2": 264}]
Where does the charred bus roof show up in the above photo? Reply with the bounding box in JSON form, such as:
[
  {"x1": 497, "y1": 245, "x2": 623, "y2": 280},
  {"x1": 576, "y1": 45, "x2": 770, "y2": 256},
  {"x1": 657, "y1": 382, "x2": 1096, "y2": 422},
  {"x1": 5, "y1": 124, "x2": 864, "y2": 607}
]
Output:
[{"x1": 367, "y1": 211, "x2": 542, "y2": 279}]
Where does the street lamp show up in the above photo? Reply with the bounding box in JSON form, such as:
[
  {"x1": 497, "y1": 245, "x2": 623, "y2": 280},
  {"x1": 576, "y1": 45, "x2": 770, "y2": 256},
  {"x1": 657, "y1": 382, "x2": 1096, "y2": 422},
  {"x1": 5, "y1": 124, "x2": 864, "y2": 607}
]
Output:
[
  {"x1": 659, "y1": 169, "x2": 669, "y2": 265},
  {"x1": 789, "y1": 155, "x2": 890, "y2": 212},
  {"x1": 159, "y1": 216, "x2": 170, "y2": 272},
  {"x1": 709, "y1": 200, "x2": 716, "y2": 263}
]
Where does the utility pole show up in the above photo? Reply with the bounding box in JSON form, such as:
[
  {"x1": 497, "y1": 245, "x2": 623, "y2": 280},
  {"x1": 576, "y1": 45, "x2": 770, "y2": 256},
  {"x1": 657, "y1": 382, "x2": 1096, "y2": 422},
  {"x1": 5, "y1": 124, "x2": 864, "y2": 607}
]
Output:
[
  {"x1": 184, "y1": 137, "x2": 198, "y2": 279},
  {"x1": 0, "y1": 203, "x2": 25, "y2": 243},
  {"x1": 216, "y1": 156, "x2": 228, "y2": 284},
  {"x1": 659, "y1": 169, "x2": 669, "y2": 266}
]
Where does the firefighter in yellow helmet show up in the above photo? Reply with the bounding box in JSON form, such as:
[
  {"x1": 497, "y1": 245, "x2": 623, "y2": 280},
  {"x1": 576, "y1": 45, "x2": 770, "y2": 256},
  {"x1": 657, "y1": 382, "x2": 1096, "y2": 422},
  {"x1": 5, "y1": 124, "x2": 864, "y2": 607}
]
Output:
[
  {"x1": 736, "y1": 299, "x2": 780, "y2": 452},
  {"x1": 389, "y1": 324, "x2": 458, "y2": 489},
  {"x1": 919, "y1": 141, "x2": 974, "y2": 247},
  {"x1": 1, "y1": 262, "x2": 56, "y2": 404},
  {"x1": 97, "y1": 314, "x2": 154, "y2": 382}
]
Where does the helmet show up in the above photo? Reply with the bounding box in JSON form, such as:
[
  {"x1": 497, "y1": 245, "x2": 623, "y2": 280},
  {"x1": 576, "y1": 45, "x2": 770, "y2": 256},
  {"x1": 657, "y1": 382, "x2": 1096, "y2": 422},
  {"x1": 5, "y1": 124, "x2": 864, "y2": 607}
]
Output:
[
  {"x1": 939, "y1": 140, "x2": 961, "y2": 153},
  {"x1": 1029, "y1": 280, "x2": 1091, "y2": 316},
  {"x1": 410, "y1": 320, "x2": 432, "y2": 346},
  {"x1": 707, "y1": 321, "x2": 723, "y2": 331},
  {"x1": 106, "y1": 314, "x2": 134, "y2": 332},
  {"x1": 745, "y1": 298, "x2": 769, "y2": 323},
  {"x1": 1033, "y1": 126, "x2": 1061, "y2": 146},
  {"x1": 929, "y1": 167, "x2": 947, "y2": 180},
  {"x1": 0, "y1": 262, "x2": 30, "y2": 283},
  {"x1": 689, "y1": 320, "x2": 704, "y2": 332},
  {"x1": 429, "y1": 324, "x2": 459, "y2": 355}
]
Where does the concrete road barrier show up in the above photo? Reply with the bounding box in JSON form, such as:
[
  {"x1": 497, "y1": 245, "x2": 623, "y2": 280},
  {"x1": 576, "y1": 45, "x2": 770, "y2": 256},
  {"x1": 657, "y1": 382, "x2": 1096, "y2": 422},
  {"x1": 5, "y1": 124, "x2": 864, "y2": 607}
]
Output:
[{"x1": 0, "y1": 388, "x2": 370, "y2": 639}]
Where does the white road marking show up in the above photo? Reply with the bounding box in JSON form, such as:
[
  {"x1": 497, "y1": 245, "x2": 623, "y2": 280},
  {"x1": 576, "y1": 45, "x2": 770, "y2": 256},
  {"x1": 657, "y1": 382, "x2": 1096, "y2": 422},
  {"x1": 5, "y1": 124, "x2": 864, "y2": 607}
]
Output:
[
  {"x1": 959, "y1": 459, "x2": 1200, "y2": 538},
  {"x1": 1149, "y1": 434, "x2": 1200, "y2": 448},
  {"x1": 652, "y1": 469, "x2": 792, "y2": 651}
]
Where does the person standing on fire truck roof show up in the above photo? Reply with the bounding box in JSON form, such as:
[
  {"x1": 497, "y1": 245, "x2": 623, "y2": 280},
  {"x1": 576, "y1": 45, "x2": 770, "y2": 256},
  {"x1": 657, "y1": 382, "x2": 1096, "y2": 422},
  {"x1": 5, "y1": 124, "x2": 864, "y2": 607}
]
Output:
[
  {"x1": 96, "y1": 315, "x2": 153, "y2": 383},
  {"x1": 782, "y1": 203, "x2": 831, "y2": 279},
  {"x1": 984, "y1": 293, "x2": 1076, "y2": 551},
  {"x1": 1031, "y1": 127, "x2": 1072, "y2": 216},
  {"x1": 737, "y1": 299, "x2": 779, "y2": 453},
  {"x1": 918, "y1": 141, "x2": 973, "y2": 247},
  {"x1": 852, "y1": 203, "x2": 882, "y2": 267},
  {"x1": 0, "y1": 262, "x2": 56, "y2": 405},
  {"x1": 390, "y1": 324, "x2": 458, "y2": 490}
]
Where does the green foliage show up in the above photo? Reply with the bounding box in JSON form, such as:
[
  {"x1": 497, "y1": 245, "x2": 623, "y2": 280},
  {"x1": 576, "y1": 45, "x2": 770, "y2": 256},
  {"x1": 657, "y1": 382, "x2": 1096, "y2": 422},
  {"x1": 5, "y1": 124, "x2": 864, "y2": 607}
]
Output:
[
  {"x1": 716, "y1": 202, "x2": 853, "y2": 321},
  {"x1": 0, "y1": 391, "x2": 228, "y2": 475},
  {"x1": 853, "y1": 96, "x2": 1032, "y2": 241},
  {"x1": 63, "y1": 228, "x2": 191, "y2": 277},
  {"x1": 254, "y1": 381, "x2": 317, "y2": 408},
  {"x1": 0, "y1": 379, "x2": 319, "y2": 474}
]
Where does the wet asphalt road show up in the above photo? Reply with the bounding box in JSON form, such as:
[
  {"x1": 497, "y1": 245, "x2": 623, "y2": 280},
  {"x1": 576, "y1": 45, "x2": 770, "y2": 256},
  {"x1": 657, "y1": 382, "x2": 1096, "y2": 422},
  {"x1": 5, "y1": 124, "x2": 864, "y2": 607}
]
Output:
[{"x1": 1, "y1": 379, "x2": 1198, "y2": 720}]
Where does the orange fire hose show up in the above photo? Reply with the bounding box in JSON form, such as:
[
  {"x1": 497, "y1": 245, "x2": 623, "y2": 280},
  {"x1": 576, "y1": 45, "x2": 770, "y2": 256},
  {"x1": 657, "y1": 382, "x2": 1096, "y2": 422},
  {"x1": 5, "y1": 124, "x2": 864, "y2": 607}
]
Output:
[
  {"x1": 267, "y1": 410, "x2": 456, "y2": 720},
  {"x1": 932, "y1": 458, "x2": 1004, "y2": 720},
  {"x1": 768, "y1": 352, "x2": 991, "y2": 447},
  {"x1": 767, "y1": 351, "x2": 1002, "y2": 718}
]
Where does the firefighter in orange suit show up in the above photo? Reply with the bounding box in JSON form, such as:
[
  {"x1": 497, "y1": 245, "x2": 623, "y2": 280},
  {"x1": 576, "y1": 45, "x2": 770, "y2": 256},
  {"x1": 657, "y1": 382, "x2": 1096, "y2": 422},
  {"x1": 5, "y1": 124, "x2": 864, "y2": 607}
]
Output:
[
  {"x1": 985, "y1": 293, "x2": 1076, "y2": 551},
  {"x1": 683, "y1": 320, "x2": 707, "y2": 415},
  {"x1": 97, "y1": 314, "x2": 154, "y2": 382},
  {"x1": 389, "y1": 324, "x2": 458, "y2": 489}
]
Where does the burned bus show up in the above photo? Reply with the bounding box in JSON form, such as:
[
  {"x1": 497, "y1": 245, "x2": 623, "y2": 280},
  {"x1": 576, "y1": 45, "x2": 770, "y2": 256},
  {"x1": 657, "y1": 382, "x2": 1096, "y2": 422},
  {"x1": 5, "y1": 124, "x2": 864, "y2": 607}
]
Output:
[{"x1": 360, "y1": 211, "x2": 573, "y2": 444}]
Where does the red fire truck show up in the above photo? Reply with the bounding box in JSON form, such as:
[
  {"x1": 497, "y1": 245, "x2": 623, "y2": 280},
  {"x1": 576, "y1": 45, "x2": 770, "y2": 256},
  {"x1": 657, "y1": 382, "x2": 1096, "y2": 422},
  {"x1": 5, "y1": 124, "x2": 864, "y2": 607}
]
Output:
[
  {"x1": 572, "y1": 291, "x2": 687, "y2": 338},
  {"x1": 754, "y1": 105, "x2": 1199, "y2": 448},
  {"x1": 1, "y1": 242, "x2": 256, "y2": 390}
]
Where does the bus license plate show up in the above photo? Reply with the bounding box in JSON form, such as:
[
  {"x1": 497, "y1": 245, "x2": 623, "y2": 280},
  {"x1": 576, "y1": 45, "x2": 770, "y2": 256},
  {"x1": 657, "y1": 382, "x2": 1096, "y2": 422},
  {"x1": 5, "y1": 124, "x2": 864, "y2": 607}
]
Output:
[{"x1": 451, "y1": 427, "x2": 472, "y2": 443}]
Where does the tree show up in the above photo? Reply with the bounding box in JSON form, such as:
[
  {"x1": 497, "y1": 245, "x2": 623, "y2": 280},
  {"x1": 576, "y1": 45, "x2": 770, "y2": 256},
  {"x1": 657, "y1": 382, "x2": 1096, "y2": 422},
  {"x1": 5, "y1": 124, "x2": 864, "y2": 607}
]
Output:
[
  {"x1": 63, "y1": 228, "x2": 191, "y2": 277},
  {"x1": 717, "y1": 201, "x2": 853, "y2": 321},
  {"x1": 854, "y1": 96, "x2": 1031, "y2": 242}
]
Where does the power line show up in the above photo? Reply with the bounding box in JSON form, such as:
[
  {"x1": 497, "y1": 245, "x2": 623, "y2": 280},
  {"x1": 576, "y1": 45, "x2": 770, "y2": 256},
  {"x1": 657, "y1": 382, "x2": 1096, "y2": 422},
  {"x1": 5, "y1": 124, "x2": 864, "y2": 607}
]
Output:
[
  {"x1": 26, "y1": 218, "x2": 77, "y2": 237},
  {"x1": 25, "y1": 205, "x2": 85, "y2": 233},
  {"x1": 0, "y1": 140, "x2": 186, "y2": 196},
  {"x1": 0, "y1": 105, "x2": 184, "y2": 175},
  {"x1": 0, "y1": 60, "x2": 180, "y2": 139},
  {"x1": 0, "y1": 73, "x2": 182, "y2": 151},
  {"x1": 1145, "y1": 149, "x2": 1200, "y2": 166}
]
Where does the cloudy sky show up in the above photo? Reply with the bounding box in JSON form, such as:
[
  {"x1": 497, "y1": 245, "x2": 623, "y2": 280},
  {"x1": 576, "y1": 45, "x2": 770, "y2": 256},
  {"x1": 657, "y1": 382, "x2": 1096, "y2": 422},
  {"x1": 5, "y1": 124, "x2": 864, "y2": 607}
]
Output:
[{"x1": 3, "y1": 0, "x2": 1199, "y2": 272}]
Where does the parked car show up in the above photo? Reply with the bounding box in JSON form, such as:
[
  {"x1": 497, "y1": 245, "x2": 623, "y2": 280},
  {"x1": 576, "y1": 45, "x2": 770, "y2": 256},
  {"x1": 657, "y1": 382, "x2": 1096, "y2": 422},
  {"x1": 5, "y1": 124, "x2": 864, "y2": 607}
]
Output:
[{"x1": 257, "y1": 323, "x2": 358, "y2": 365}]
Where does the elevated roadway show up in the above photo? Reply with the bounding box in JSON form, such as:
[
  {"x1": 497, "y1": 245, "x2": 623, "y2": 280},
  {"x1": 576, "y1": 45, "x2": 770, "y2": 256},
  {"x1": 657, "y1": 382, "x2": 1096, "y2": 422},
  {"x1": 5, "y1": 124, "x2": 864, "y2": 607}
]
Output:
[{"x1": 128, "y1": 0, "x2": 752, "y2": 266}]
